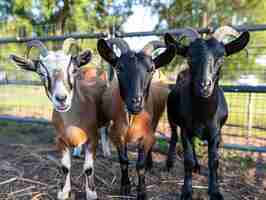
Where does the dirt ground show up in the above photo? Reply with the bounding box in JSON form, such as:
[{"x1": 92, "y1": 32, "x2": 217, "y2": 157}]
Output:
[{"x1": 0, "y1": 123, "x2": 265, "y2": 200}]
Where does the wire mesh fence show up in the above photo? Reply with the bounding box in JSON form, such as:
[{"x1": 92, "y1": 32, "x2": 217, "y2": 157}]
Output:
[{"x1": 0, "y1": 28, "x2": 266, "y2": 152}]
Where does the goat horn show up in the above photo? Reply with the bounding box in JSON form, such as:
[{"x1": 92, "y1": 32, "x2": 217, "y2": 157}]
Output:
[
  {"x1": 62, "y1": 38, "x2": 79, "y2": 56},
  {"x1": 26, "y1": 40, "x2": 48, "y2": 58},
  {"x1": 172, "y1": 28, "x2": 200, "y2": 42},
  {"x1": 142, "y1": 40, "x2": 166, "y2": 56},
  {"x1": 212, "y1": 26, "x2": 240, "y2": 42}
]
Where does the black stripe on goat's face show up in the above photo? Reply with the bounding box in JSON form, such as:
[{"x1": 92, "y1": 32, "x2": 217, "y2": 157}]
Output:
[
  {"x1": 187, "y1": 38, "x2": 225, "y2": 98},
  {"x1": 10, "y1": 39, "x2": 92, "y2": 112},
  {"x1": 97, "y1": 38, "x2": 176, "y2": 114}
]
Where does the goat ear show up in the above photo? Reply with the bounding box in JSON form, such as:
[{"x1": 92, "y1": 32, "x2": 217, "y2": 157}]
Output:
[
  {"x1": 164, "y1": 33, "x2": 188, "y2": 57},
  {"x1": 97, "y1": 39, "x2": 117, "y2": 66},
  {"x1": 153, "y1": 44, "x2": 176, "y2": 69},
  {"x1": 224, "y1": 32, "x2": 250, "y2": 56},
  {"x1": 9, "y1": 54, "x2": 37, "y2": 72},
  {"x1": 77, "y1": 49, "x2": 92, "y2": 67}
]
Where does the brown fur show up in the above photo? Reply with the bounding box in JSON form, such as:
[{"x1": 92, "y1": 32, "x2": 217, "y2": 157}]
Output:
[
  {"x1": 101, "y1": 80, "x2": 169, "y2": 152},
  {"x1": 52, "y1": 67, "x2": 108, "y2": 155}
]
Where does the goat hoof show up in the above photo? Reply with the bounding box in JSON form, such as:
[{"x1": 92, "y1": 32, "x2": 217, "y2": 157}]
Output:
[
  {"x1": 120, "y1": 184, "x2": 131, "y2": 196},
  {"x1": 180, "y1": 191, "x2": 192, "y2": 200},
  {"x1": 209, "y1": 192, "x2": 224, "y2": 200},
  {"x1": 85, "y1": 189, "x2": 98, "y2": 200},
  {"x1": 145, "y1": 160, "x2": 153, "y2": 171},
  {"x1": 137, "y1": 192, "x2": 147, "y2": 200},
  {"x1": 166, "y1": 159, "x2": 175, "y2": 171},
  {"x1": 57, "y1": 190, "x2": 70, "y2": 200}
]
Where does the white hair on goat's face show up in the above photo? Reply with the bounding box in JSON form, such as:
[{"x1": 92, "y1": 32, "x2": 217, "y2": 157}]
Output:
[{"x1": 38, "y1": 50, "x2": 76, "y2": 113}]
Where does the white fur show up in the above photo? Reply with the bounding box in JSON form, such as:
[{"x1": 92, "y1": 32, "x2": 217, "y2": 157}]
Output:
[
  {"x1": 100, "y1": 127, "x2": 111, "y2": 157},
  {"x1": 84, "y1": 144, "x2": 94, "y2": 170},
  {"x1": 84, "y1": 144, "x2": 97, "y2": 200},
  {"x1": 58, "y1": 149, "x2": 71, "y2": 200},
  {"x1": 52, "y1": 80, "x2": 73, "y2": 112},
  {"x1": 151, "y1": 47, "x2": 167, "y2": 59},
  {"x1": 113, "y1": 44, "x2": 122, "y2": 57},
  {"x1": 86, "y1": 189, "x2": 97, "y2": 200},
  {"x1": 40, "y1": 51, "x2": 74, "y2": 112}
]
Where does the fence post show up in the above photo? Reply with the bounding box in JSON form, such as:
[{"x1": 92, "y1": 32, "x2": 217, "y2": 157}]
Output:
[{"x1": 247, "y1": 92, "x2": 253, "y2": 142}]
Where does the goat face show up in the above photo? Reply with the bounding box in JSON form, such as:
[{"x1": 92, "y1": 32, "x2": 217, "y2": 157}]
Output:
[
  {"x1": 187, "y1": 38, "x2": 226, "y2": 98},
  {"x1": 10, "y1": 39, "x2": 92, "y2": 112},
  {"x1": 97, "y1": 38, "x2": 176, "y2": 114},
  {"x1": 165, "y1": 26, "x2": 250, "y2": 98}
]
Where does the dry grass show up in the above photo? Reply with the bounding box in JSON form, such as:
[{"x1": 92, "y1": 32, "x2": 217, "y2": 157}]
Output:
[{"x1": 0, "y1": 143, "x2": 265, "y2": 200}]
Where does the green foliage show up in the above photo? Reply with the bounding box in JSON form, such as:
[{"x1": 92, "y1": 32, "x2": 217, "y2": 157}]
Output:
[{"x1": 150, "y1": 0, "x2": 266, "y2": 80}]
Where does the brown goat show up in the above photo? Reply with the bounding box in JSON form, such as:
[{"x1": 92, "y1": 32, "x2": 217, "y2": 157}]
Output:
[
  {"x1": 10, "y1": 39, "x2": 110, "y2": 200},
  {"x1": 97, "y1": 37, "x2": 176, "y2": 200},
  {"x1": 102, "y1": 80, "x2": 169, "y2": 199}
]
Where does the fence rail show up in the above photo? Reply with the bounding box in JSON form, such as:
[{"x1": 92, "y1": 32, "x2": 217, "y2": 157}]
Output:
[
  {"x1": 0, "y1": 24, "x2": 266, "y2": 153},
  {"x1": 1, "y1": 23, "x2": 266, "y2": 44}
]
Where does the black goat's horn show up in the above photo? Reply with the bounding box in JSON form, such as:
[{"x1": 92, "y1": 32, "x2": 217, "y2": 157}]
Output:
[
  {"x1": 212, "y1": 26, "x2": 240, "y2": 42},
  {"x1": 26, "y1": 40, "x2": 48, "y2": 58},
  {"x1": 170, "y1": 28, "x2": 200, "y2": 42}
]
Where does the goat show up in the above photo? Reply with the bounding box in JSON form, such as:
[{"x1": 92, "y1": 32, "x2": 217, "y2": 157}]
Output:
[
  {"x1": 10, "y1": 39, "x2": 110, "y2": 200},
  {"x1": 164, "y1": 26, "x2": 250, "y2": 200},
  {"x1": 97, "y1": 37, "x2": 176, "y2": 200}
]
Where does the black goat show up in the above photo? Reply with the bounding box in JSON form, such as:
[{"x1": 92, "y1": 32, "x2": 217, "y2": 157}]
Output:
[
  {"x1": 98, "y1": 37, "x2": 176, "y2": 200},
  {"x1": 165, "y1": 26, "x2": 250, "y2": 200}
]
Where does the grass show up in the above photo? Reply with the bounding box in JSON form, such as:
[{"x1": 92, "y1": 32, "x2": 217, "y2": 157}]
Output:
[{"x1": 0, "y1": 84, "x2": 265, "y2": 137}]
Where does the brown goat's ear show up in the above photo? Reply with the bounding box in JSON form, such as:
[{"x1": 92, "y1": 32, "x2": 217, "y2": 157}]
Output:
[
  {"x1": 77, "y1": 49, "x2": 92, "y2": 67},
  {"x1": 164, "y1": 33, "x2": 188, "y2": 57},
  {"x1": 9, "y1": 54, "x2": 37, "y2": 72},
  {"x1": 153, "y1": 44, "x2": 176, "y2": 69},
  {"x1": 224, "y1": 31, "x2": 250, "y2": 56},
  {"x1": 97, "y1": 39, "x2": 117, "y2": 66}
]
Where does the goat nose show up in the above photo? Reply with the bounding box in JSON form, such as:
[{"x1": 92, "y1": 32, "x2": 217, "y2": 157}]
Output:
[
  {"x1": 202, "y1": 79, "x2": 212, "y2": 88},
  {"x1": 132, "y1": 96, "x2": 142, "y2": 104},
  {"x1": 55, "y1": 94, "x2": 67, "y2": 102}
]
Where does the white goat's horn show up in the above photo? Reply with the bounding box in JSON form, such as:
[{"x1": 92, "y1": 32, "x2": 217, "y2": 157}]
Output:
[
  {"x1": 142, "y1": 40, "x2": 165, "y2": 56},
  {"x1": 213, "y1": 26, "x2": 240, "y2": 42},
  {"x1": 62, "y1": 38, "x2": 79, "y2": 56},
  {"x1": 26, "y1": 40, "x2": 48, "y2": 58}
]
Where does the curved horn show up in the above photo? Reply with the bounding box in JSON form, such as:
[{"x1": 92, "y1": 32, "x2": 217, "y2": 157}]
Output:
[
  {"x1": 26, "y1": 40, "x2": 48, "y2": 58},
  {"x1": 212, "y1": 26, "x2": 240, "y2": 42},
  {"x1": 62, "y1": 38, "x2": 79, "y2": 56},
  {"x1": 142, "y1": 40, "x2": 166, "y2": 56},
  {"x1": 173, "y1": 28, "x2": 200, "y2": 42}
]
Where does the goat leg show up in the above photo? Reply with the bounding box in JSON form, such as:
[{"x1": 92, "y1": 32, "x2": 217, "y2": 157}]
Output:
[
  {"x1": 136, "y1": 135, "x2": 155, "y2": 200},
  {"x1": 136, "y1": 143, "x2": 147, "y2": 200},
  {"x1": 145, "y1": 149, "x2": 153, "y2": 171},
  {"x1": 57, "y1": 148, "x2": 71, "y2": 200},
  {"x1": 180, "y1": 129, "x2": 193, "y2": 200},
  {"x1": 83, "y1": 142, "x2": 97, "y2": 200},
  {"x1": 166, "y1": 121, "x2": 178, "y2": 171},
  {"x1": 118, "y1": 145, "x2": 131, "y2": 198},
  {"x1": 208, "y1": 129, "x2": 223, "y2": 200},
  {"x1": 192, "y1": 142, "x2": 201, "y2": 174}
]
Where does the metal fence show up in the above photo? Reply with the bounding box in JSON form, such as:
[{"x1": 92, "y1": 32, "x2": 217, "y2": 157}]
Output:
[{"x1": 0, "y1": 25, "x2": 266, "y2": 152}]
